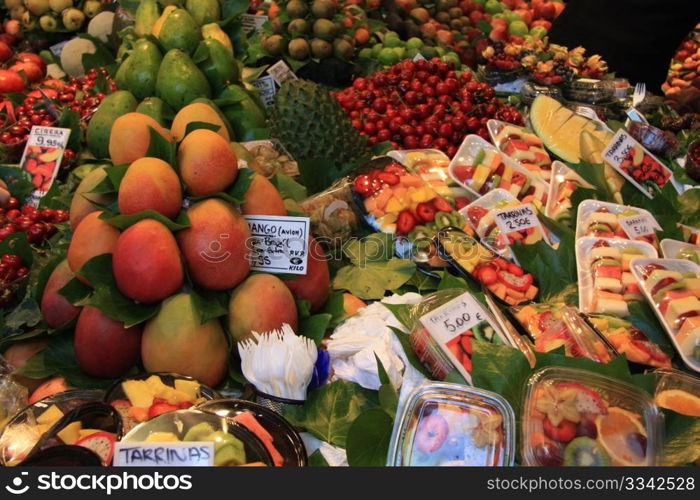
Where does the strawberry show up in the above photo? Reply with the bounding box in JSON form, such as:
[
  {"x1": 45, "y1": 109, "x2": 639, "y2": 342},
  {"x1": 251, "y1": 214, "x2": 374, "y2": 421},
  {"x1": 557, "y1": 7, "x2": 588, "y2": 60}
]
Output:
[
  {"x1": 507, "y1": 262, "x2": 524, "y2": 276},
  {"x1": 432, "y1": 197, "x2": 453, "y2": 213},
  {"x1": 537, "y1": 311, "x2": 558, "y2": 333},
  {"x1": 353, "y1": 174, "x2": 374, "y2": 197},
  {"x1": 554, "y1": 382, "x2": 608, "y2": 415},
  {"x1": 376, "y1": 171, "x2": 400, "y2": 186},
  {"x1": 416, "y1": 202, "x2": 436, "y2": 222},
  {"x1": 497, "y1": 269, "x2": 534, "y2": 292},
  {"x1": 396, "y1": 210, "x2": 416, "y2": 234},
  {"x1": 476, "y1": 265, "x2": 498, "y2": 285},
  {"x1": 148, "y1": 401, "x2": 179, "y2": 419},
  {"x1": 543, "y1": 417, "x2": 577, "y2": 443},
  {"x1": 383, "y1": 162, "x2": 406, "y2": 175}
]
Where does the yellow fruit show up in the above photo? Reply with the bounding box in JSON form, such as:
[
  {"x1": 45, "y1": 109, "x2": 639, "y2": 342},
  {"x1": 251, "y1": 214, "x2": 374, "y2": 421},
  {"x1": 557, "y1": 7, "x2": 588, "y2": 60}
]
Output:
[
  {"x1": 121, "y1": 380, "x2": 154, "y2": 408},
  {"x1": 37, "y1": 404, "x2": 64, "y2": 425},
  {"x1": 595, "y1": 407, "x2": 648, "y2": 466},
  {"x1": 655, "y1": 389, "x2": 700, "y2": 417},
  {"x1": 57, "y1": 421, "x2": 82, "y2": 444}
]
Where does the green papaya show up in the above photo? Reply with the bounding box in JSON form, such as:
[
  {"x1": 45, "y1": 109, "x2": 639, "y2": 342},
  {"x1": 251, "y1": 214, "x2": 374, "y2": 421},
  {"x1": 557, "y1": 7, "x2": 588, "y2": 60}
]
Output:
[
  {"x1": 195, "y1": 38, "x2": 238, "y2": 93},
  {"x1": 185, "y1": 0, "x2": 220, "y2": 26},
  {"x1": 125, "y1": 39, "x2": 163, "y2": 100},
  {"x1": 86, "y1": 91, "x2": 138, "y2": 159},
  {"x1": 136, "y1": 97, "x2": 174, "y2": 128},
  {"x1": 135, "y1": 0, "x2": 160, "y2": 37},
  {"x1": 190, "y1": 97, "x2": 236, "y2": 140},
  {"x1": 217, "y1": 84, "x2": 268, "y2": 142},
  {"x1": 158, "y1": 8, "x2": 201, "y2": 55},
  {"x1": 114, "y1": 56, "x2": 132, "y2": 91},
  {"x1": 156, "y1": 49, "x2": 212, "y2": 110}
]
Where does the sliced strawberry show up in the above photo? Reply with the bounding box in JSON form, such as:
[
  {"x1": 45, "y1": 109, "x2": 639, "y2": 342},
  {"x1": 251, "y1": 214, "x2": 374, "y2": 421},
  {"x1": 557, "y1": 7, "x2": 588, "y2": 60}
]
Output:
[
  {"x1": 467, "y1": 205, "x2": 489, "y2": 227},
  {"x1": 454, "y1": 196, "x2": 469, "y2": 210},
  {"x1": 554, "y1": 382, "x2": 608, "y2": 415},
  {"x1": 396, "y1": 210, "x2": 416, "y2": 234},
  {"x1": 376, "y1": 171, "x2": 400, "y2": 186},
  {"x1": 497, "y1": 269, "x2": 533, "y2": 292},
  {"x1": 543, "y1": 417, "x2": 577, "y2": 443},
  {"x1": 432, "y1": 196, "x2": 453, "y2": 213},
  {"x1": 416, "y1": 202, "x2": 436, "y2": 222},
  {"x1": 383, "y1": 162, "x2": 406, "y2": 175},
  {"x1": 148, "y1": 401, "x2": 179, "y2": 419}
]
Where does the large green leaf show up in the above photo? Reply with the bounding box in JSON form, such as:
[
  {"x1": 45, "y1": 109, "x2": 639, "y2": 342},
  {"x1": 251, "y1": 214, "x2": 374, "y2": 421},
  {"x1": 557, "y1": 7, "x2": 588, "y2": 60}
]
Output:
[
  {"x1": 333, "y1": 258, "x2": 416, "y2": 300},
  {"x1": 99, "y1": 209, "x2": 190, "y2": 232},
  {"x1": 662, "y1": 409, "x2": 700, "y2": 466},
  {"x1": 345, "y1": 409, "x2": 393, "y2": 466}
]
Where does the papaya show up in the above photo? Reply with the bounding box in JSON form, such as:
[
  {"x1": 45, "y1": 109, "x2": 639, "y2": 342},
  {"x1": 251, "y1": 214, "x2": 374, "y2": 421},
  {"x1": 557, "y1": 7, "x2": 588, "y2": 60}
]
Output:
[
  {"x1": 134, "y1": 0, "x2": 159, "y2": 37},
  {"x1": 86, "y1": 90, "x2": 138, "y2": 159},
  {"x1": 185, "y1": 0, "x2": 219, "y2": 26},
  {"x1": 158, "y1": 8, "x2": 200, "y2": 55},
  {"x1": 195, "y1": 38, "x2": 238, "y2": 93},
  {"x1": 156, "y1": 49, "x2": 211, "y2": 110},
  {"x1": 135, "y1": 97, "x2": 174, "y2": 128},
  {"x1": 123, "y1": 39, "x2": 162, "y2": 100}
]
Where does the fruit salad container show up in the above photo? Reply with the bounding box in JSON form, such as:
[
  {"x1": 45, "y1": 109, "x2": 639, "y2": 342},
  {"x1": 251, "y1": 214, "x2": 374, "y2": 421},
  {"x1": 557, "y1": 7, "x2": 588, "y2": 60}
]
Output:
[
  {"x1": 462, "y1": 189, "x2": 552, "y2": 261},
  {"x1": 435, "y1": 227, "x2": 539, "y2": 306},
  {"x1": 652, "y1": 368, "x2": 700, "y2": 417},
  {"x1": 510, "y1": 302, "x2": 568, "y2": 340},
  {"x1": 660, "y1": 238, "x2": 700, "y2": 264},
  {"x1": 121, "y1": 409, "x2": 274, "y2": 467},
  {"x1": 627, "y1": 121, "x2": 679, "y2": 156},
  {"x1": 241, "y1": 139, "x2": 299, "y2": 177},
  {"x1": 576, "y1": 236, "x2": 658, "y2": 317},
  {"x1": 408, "y1": 288, "x2": 512, "y2": 383},
  {"x1": 387, "y1": 149, "x2": 472, "y2": 201},
  {"x1": 585, "y1": 314, "x2": 672, "y2": 369},
  {"x1": 298, "y1": 177, "x2": 361, "y2": 248},
  {"x1": 630, "y1": 258, "x2": 700, "y2": 372},
  {"x1": 545, "y1": 161, "x2": 594, "y2": 226},
  {"x1": 448, "y1": 135, "x2": 550, "y2": 207},
  {"x1": 387, "y1": 382, "x2": 516, "y2": 466},
  {"x1": 0, "y1": 389, "x2": 103, "y2": 466},
  {"x1": 563, "y1": 78, "x2": 615, "y2": 104},
  {"x1": 679, "y1": 223, "x2": 699, "y2": 246},
  {"x1": 576, "y1": 199, "x2": 661, "y2": 250},
  {"x1": 483, "y1": 291, "x2": 537, "y2": 368},
  {"x1": 522, "y1": 366, "x2": 663, "y2": 466},
  {"x1": 520, "y1": 81, "x2": 563, "y2": 105},
  {"x1": 487, "y1": 119, "x2": 553, "y2": 180},
  {"x1": 104, "y1": 373, "x2": 219, "y2": 435},
  {"x1": 28, "y1": 401, "x2": 123, "y2": 466},
  {"x1": 196, "y1": 398, "x2": 307, "y2": 467},
  {"x1": 530, "y1": 307, "x2": 616, "y2": 363}
]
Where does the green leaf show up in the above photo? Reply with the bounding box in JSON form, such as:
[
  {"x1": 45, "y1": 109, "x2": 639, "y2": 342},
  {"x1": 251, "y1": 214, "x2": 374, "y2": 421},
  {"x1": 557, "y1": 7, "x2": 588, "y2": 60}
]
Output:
[
  {"x1": 322, "y1": 290, "x2": 346, "y2": 328},
  {"x1": 402, "y1": 271, "x2": 440, "y2": 294},
  {"x1": 382, "y1": 303, "x2": 412, "y2": 330},
  {"x1": 0, "y1": 165, "x2": 34, "y2": 200},
  {"x1": 3, "y1": 295, "x2": 42, "y2": 330},
  {"x1": 282, "y1": 379, "x2": 380, "y2": 447},
  {"x1": 307, "y1": 449, "x2": 329, "y2": 467},
  {"x1": 534, "y1": 349, "x2": 634, "y2": 384},
  {"x1": 225, "y1": 168, "x2": 256, "y2": 204},
  {"x1": 511, "y1": 233, "x2": 576, "y2": 300},
  {"x1": 99, "y1": 209, "x2": 190, "y2": 232},
  {"x1": 566, "y1": 160, "x2": 616, "y2": 202},
  {"x1": 145, "y1": 126, "x2": 177, "y2": 166},
  {"x1": 58, "y1": 277, "x2": 92, "y2": 305},
  {"x1": 183, "y1": 121, "x2": 221, "y2": 138},
  {"x1": 344, "y1": 232, "x2": 395, "y2": 265},
  {"x1": 271, "y1": 172, "x2": 307, "y2": 202},
  {"x1": 57, "y1": 109, "x2": 81, "y2": 151},
  {"x1": 443, "y1": 369, "x2": 469, "y2": 385},
  {"x1": 0, "y1": 232, "x2": 34, "y2": 266},
  {"x1": 299, "y1": 313, "x2": 331, "y2": 347},
  {"x1": 30, "y1": 255, "x2": 63, "y2": 303},
  {"x1": 190, "y1": 288, "x2": 229, "y2": 323},
  {"x1": 374, "y1": 352, "x2": 390, "y2": 386},
  {"x1": 662, "y1": 409, "x2": 700, "y2": 466},
  {"x1": 222, "y1": 0, "x2": 249, "y2": 18},
  {"x1": 375, "y1": 354, "x2": 398, "y2": 417},
  {"x1": 625, "y1": 301, "x2": 671, "y2": 350},
  {"x1": 389, "y1": 326, "x2": 433, "y2": 379},
  {"x1": 76, "y1": 254, "x2": 160, "y2": 328},
  {"x1": 333, "y1": 258, "x2": 416, "y2": 300},
  {"x1": 345, "y1": 409, "x2": 393, "y2": 466},
  {"x1": 105, "y1": 163, "x2": 129, "y2": 192}
]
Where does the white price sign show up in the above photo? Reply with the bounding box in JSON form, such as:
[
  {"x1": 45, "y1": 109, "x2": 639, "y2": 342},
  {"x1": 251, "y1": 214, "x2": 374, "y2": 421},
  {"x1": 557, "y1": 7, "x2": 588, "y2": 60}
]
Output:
[
  {"x1": 240, "y1": 14, "x2": 268, "y2": 34},
  {"x1": 251, "y1": 75, "x2": 276, "y2": 108},
  {"x1": 20, "y1": 126, "x2": 71, "y2": 205},
  {"x1": 603, "y1": 129, "x2": 636, "y2": 167},
  {"x1": 492, "y1": 203, "x2": 542, "y2": 235},
  {"x1": 618, "y1": 213, "x2": 661, "y2": 239},
  {"x1": 245, "y1": 215, "x2": 310, "y2": 274},
  {"x1": 267, "y1": 60, "x2": 297, "y2": 86},
  {"x1": 420, "y1": 292, "x2": 485, "y2": 344},
  {"x1": 113, "y1": 442, "x2": 214, "y2": 467}
]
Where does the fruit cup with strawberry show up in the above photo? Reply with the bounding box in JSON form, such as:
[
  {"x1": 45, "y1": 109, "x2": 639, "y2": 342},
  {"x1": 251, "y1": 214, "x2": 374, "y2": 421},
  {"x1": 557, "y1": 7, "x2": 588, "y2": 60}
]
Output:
[{"x1": 523, "y1": 366, "x2": 662, "y2": 466}]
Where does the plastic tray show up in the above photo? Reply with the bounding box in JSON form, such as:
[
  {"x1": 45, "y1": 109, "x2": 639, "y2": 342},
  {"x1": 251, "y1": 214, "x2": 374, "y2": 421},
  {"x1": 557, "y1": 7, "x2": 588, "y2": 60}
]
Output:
[
  {"x1": 388, "y1": 149, "x2": 472, "y2": 201},
  {"x1": 575, "y1": 199, "x2": 660, "y2": 248},
  {"x1": 487, "y1": 119, "x2": 552, "y2": 180},
  {"x1": 545, "y1": 161, "x2": 594, "y2": 224},
  {"x1": 652, "y1": 368, "x2": 700, "y2": 417},
  {"x1": 660, "y1": 238, "x2": 700, "y2": 263}
]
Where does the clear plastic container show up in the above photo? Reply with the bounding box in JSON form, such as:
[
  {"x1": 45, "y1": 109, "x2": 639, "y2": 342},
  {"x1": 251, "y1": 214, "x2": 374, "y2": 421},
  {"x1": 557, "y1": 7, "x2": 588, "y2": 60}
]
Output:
[
  {"x1": 435, "y1": 227, "x2": 539, "y2": 306},
  {"x1": 586, "y1": 314, "x2": 672, "y2": 368},
  {"x1": 510, "y1": 302, "x2": 568, "y2": 339},
  {"x1": 575, "y1": 236, "x2": 658, "y2": 317},
  {"x1": 408, "y1": 289, "x2": 512, "y2": 382},
  {"x1": 298, "y1": 177, "x2": 361, "y2": 248},
  {"x1": 576, "y1": 199, "x2": 660, "y2": 249},
  {"x1": 660, "y1": 238, "x2": 700, "y2": 264},
  {"x1": 652, "y1": 368, "x2": 700, "y2": 417},
  {"x1": 520, "y1": 81, "x2": 563, "y2": 105},
  {"x1": 563, "y1": 79, "x2": 615, "y2": 104},
  {"x1": 388, "y1": 382, "x2": 516, "y2": 466},
  {"x1": 628, "y1": 121, "x2": 679, "y2": 156},
  {"x1": 629, "y1": 257, "x2": 700, "y2": 372},
  {"x1": 242, "y1": 139, "x2": 299, "y2": 177},
  {"x1": 487, "y1": 119, "x2": 552, "y2": 180},
  {"x1": 522, "y1": 366, "x2": 663, "y2": 466},
  {"x1": 680, "y1": 223, "x2": 700, "y2": 246},
  {"x1": 545, "y1": 161, "x2": 594, "y2": 225},
  {"x1": 532, "y1": 307, "x2": 616, "y2": 363},
  {"x1": 387, "y1": 149, "x2": 472, "y2": 200},
  {"x1": 121, "y1": 409, "x2": 273, "y2": 466},
  {"x1": 448, "y1": 134, "x2": 550, "y2": 208}
]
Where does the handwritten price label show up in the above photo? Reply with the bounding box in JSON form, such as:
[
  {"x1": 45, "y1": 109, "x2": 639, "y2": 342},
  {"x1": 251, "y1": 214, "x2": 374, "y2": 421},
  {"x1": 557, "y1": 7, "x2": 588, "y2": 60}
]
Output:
[
  {"x1": 603, "y1": 129, "x2": 636, "y2": 166},
  {"x1": 20, "y1": 126, "x2": 71, "y2": 205},
  {"x1": 251, "y1": 75, "x2": 276, "y2": 108},
  {"x1": 267, "y1": 60, "x2": 297, "y2": 86},
  {"x1": 114, "y1": 442, "x2": 214, "y2": 467},
  {"x1": 245, "y1": 215, "x2": 310, "y2": 274},
  {"x1": 420, "y1": 292, "x2": 485, "y2": 343},
  {"x1": 492, "y1": 203, "x2": 541, "y2": 235},
  {"x1": 618, "y1": 213, "x2": 661, "y2": 239}
]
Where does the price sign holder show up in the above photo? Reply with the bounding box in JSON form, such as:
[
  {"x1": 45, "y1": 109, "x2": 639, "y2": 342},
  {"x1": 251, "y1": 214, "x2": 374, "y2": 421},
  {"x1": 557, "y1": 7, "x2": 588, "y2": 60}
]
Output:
[
  {"x1": 245, "y1": 215, "x2": 310, "y2": 274},
  {"x1": 251, "y1": 75, "x2": 276, "y2": 108},
  {"x1": 618, "y1": 213, "x2": 661, "y2": 239},
  {"x1": 491, "y1": 203, "x2": 549, "y2": 244},
  {"x1": 20, "y1": 126, "x2": 71, "y2": 206}
]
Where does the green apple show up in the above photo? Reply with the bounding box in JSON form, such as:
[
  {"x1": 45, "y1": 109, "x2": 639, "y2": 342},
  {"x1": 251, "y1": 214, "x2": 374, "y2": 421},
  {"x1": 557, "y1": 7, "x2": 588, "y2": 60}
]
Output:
[
  {"x1": 392, "y1": 46, "x2": 406, "y2": 60},
  {"x1": 503, "y1": 10, "x2": 522, "y2": 23},
  {"x1": 82, "y1": 0, "x2": 101, "y2": 18},
  {"x1": 442, "y1": 52, "x2": 461, "y2": 68},
  {"x1": 484, "y1": 0, "x2": 504, "y2": 14},
  {"x1": 39, "y1": 13, "x2": 58, "y2": 31},
  {"x1": 358, "y1": 47, "x2": 372, "y2": 59},
  {"x1": 406, "y1": 37, "x2": 424, "y2": 50},
  {"x1": 48, "y1": 0, "x2": 72, "y2": 13},
  {"x1": 61, "y1": 7, "x2": 84, "y2": 30},
  {"x1": 378, "y1": 47, "x2": 399, "y2": 65},
  {"x1": 371, "y1": 42, "x2": 383, "y2": 58},
  {"x1": 384, "y1": 32, "x2": 403, "y2": 48},
  {"x1": 529, "y1": 26, "x2": 548, "y2": 38},
  {"x1": 507, "y1": 20, "x2": 529, "y2": 37}
]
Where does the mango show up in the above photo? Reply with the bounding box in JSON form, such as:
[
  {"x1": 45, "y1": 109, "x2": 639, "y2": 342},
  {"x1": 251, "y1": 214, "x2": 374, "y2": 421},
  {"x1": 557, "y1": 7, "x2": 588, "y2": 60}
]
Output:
[
  {"x1": 227, "y1": 274, "x2": 298, "y2": 343},
  {"x1": 185, "y1": 0, "x2": 219, "y2": 26},
  {"x1": 69, "y1": 165, "x2": 114, "y2": 231},
  {"x1": 283, "y1": 237, "x2": 330, "y2": 311},
  {"x1": 118, "y1": 157, "x2": 182, "y2": 219},
  {"x1": 170, "y1": 101, "x2": 230, "y2": 142},
  {"x1": 241, "y1": 173, "x2": 286, "y2": 216},
  {"x1": 151, "y1": 5, "x2": 176, "y2": 38},
  {"x1": 86, "y1": 90, "x2": 138, "y2": 159},
  {"x1": 67, "y1": 211, "x2": 121, "y2": 284},
  {"x1": 195, "y1": 38, "x2": 238, "y2": 93},
  {"x1": 177, "y1": 128, "x2": 238, "y2": 195},
  {"x1": 121, "y1": 38, "x2": 162, "y2": 100},
  {"x1": 74, "y1": 306, "x2": 142, "y2": 378},
  {"x1": 342, "y1": 293, "x2": 366, "y2": 319},
  {"x1": 135, "y1": 97, "x2": 173, "y2": 128},
  {"x1": 57, "y1": 421, "x2": 82, "y2": 445},
  {"x1": 176, "y1": 198, "x2": 250, "y2": 290},
  {"x1": 159, "y1": 8, "x2": 200, "y2": 54},
  {"x1": 134, "y1": 0, "x2": 159, "y2": 37},
  {"x1": 142, "y1": 293, "x2": 228, "y2": 386},
  {"x1": 156, "y1": 49, "x2": 211, "y2": 110},
  {"x1": 201, "y1": 22, "x2": 233, "y2": 55},
  {"x1": 41, "y1": 259, "x2": 81, "y2": 328},
  {"x1": 112, "y1": 219, "x2": 183, "y2": 303},
  {"x1": 108, "y1": 112, "x2": 174, "y2": 166}
]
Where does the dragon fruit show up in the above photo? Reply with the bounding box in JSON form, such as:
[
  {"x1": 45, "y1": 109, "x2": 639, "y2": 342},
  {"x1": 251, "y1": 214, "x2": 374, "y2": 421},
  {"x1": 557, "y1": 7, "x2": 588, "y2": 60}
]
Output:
[{"x1": 75, "y1": 431, "x2": 116, "y2": 465}]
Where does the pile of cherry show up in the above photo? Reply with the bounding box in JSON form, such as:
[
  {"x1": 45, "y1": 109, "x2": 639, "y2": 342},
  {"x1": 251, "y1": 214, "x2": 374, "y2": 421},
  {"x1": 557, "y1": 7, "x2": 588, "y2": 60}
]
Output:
[
  {"x1": 0, "y1": 253, "x2": 27, "y2": 307},
  {"x1": 332, "y1": 57, "x2": 523, "y2": 156},
  {"x1": 0, "y1": 197, "x2": 68, "y2": 244}
]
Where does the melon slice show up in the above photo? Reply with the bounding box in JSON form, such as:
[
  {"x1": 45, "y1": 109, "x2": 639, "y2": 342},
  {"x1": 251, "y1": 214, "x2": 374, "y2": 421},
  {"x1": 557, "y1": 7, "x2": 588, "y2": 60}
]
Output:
[{"x1": 547, "y1": 116, "x2": 589, "y2": 163}]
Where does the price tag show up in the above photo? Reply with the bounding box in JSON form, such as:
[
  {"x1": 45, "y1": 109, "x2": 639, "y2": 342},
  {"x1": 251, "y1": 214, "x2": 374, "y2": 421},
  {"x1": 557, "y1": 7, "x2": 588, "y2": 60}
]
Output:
[
  {"x1": 618, "y1": 213, "x2": 661, "y2": 239},
  {"x1": 240, "y1": 14, "x2": 268, "y2": 34},
  {"x1": 420, "y1": 293, "x2": 486, "y2": 344},
  {"x1": 251, "y1": 75, "x2": 276, "y2": 108},
  {"x1": 267, "y1": 60, "x2": 297, "y2": 86},
  {"x1": 492, "y1": 203, "x2": 542, "y2": 235},
  {"x1": 245, "y1": 215, "x2": 310, "y2": 274},
  {"x1": 20, "y1": 126, "x2": 71, "y2": 205},
  {"x1": 113, "y1": 442, "x2": 214, "y2": 467}
]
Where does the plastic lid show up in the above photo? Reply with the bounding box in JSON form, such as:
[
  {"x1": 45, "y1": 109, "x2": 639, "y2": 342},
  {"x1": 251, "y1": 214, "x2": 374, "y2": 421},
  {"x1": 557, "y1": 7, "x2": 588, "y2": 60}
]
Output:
[
  {"x1": 522, "y1": 366, "x2": 663, "y2": 466},
  {"x1": 389, "y1": 382, "x2": 515, "y2": 466},
  {"x1": 652, "y1": 368, "x2": 700, "y2": 417},
  {"x1": 520, "y1": 81, "x2": 563, "y2": 103}
]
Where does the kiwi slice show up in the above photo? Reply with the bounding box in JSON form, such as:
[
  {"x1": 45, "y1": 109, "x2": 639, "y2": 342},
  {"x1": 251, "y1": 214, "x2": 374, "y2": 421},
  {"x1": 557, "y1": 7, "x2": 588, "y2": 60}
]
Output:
[
  {"x1": 564, "y1": 437, "x2": 611, "y2": 466},
  {"x1": 652, "y1": 281, "x2": 685, "y2": 302}
]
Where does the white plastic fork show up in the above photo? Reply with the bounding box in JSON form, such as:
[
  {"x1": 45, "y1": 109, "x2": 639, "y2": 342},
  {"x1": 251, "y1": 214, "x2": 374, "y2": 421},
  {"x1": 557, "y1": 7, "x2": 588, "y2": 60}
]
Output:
[{"x1": 626, "y1": 82, "x2": 649, "y2": 124}]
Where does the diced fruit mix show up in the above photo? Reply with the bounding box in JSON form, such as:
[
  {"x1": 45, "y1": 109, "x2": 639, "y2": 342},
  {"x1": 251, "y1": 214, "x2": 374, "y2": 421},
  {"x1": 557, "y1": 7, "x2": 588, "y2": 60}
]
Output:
[
  {"x1": 588, "y1": 315, "x2": 672, "y2": 368},
  {"x1": 451, "y1": 147, "x2": 547, "y2": 205},
  {"x1": 547, "y1": 164, "x2": 592, "y2": 225},
  {"x1": 493, "y1": 122, "x2": 552, "y2": 179},
  {"x1": 618, "y1": 144, "x2": 672, "y2": 192},
  {"x1": 408, "y1": 402, "x2": 504, "y2": 466},
  {"x1": 533, "y1": 315, "x2": 614, "y2": 363},
  {"x1": 583, "y1": 207, "x2": 658, "y2": 248},
  {"x1": 527, "y1": 379, "x2": 649, "y2": 466},
  {"x1": 512, "y1": 303, "x2": 566, "y2": 339}
]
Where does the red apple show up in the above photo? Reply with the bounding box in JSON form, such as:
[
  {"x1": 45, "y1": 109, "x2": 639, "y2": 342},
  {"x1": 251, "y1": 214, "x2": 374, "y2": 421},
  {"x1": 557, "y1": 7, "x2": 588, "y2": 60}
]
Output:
[
  {"x1": 469, "y1": 10, "x2": 484, "y2": 24},
  {"x1": 436, "y1": 29, "x2": 454, "y2": 45},
  {"x1": 15, "y1": 52, "x2": 46, "y2": 74},
  {"x1": 459, "y1": 0, "x2": 472, "y2": 12},
  {"x1": 489, "y1": 26, "x2": 508, "y2": 42},
  {"x1": 0, "y1": 41, "x2": 11, "y2": 62},
  {"x1": 10, "y1": 62, "x2": 43, "y2": 83},
  {"x1": 491, "y1": 18, "x2": 508, "y2": 30},
  {"x1": 531, "y1": 19, "x2": 552, "y2": 30},
  {"x1": 3, "y1": 20, "x2": 21, "y2": 38},
  {"x1": 509, "y1": 34, "x2": 525, "y2": 44},
  {"x1": 515, "y1": 8, "x2": 533, "y2": 25},
  {"x1": 0, "y1": 69, "x2": 25, "y2": 93},
  {"x1": 534, "y1": 0, "x2": 557, "y2": 19}
]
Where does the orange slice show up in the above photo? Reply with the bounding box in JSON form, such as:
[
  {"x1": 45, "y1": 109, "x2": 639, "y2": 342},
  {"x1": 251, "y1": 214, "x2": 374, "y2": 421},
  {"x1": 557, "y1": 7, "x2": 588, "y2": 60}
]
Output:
[
  {"x1": 655, "y1": 389, "x2": 700, "y2": 417},
  {"x1": 595, "y1": 407, "x2": 648, "y2": 466}
]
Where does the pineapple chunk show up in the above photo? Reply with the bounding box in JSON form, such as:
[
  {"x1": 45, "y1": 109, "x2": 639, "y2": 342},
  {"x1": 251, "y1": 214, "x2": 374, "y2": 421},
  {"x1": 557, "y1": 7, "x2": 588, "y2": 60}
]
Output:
[
  {"x1": 57, "y1": 421, "x2": 82, "y2": 445},
  {"x1": 145, "y1": 432, "x2": 180, "y2": 443},
  {"x1": 37, "y1": 405, "x2": 64, "y2": 425},
  {"x1": 79, "y1": 428, "x2": 102, "y2": 439},
  {"x1": 159, "y1": 386, "x2": 192, "y2": 405},
  {"x1": 122, "y1": 380, "x2": 155, "y2": 408},
  {"x1": 174, "y1": 379, "x2": 200, "y2": 400},
  {"x1": 145, "y1": 375, "x2": 170, "y2": 396}
]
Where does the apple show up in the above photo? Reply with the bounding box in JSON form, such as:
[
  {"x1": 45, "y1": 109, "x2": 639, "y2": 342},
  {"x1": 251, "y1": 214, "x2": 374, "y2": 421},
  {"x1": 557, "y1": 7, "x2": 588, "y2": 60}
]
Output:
[
  {"x1": 530, "y1": 25, "x2": 548, "y2": 38},
  {"x1": 62, "y1": 7, "x2": 85, "y2": 31},
  {"x1": 484, "y1": 0, "x2": 505, "y2": 14},
  {"x1": 534, "y1": 0, "x2": 556, "y2": 19},
  {"x1": 16, "y1": 51, "x2": 47, "y2": 74},
  {"x1": 395, "y1": 0, "x2": 417, "y2": 11},
  {"x1": 0, "y1": 42, "x2": 11, "y2": 62},
  {"x1": 29, "y1": 376, "x2": 70, "y2": 404},
  {"x1": 489, "y1": 25, "x2": 508, "y2": 42},
  {"x1": 436, "y1": 29, "x2": 454, "y2": 45},
  {"x1": 10, "y1": 62, "x2": 43, "y2": 83},
  {"x1": 508, "y1": 20, "x2": 529, "y2": 37},
  {"x1": 26, "y1": 0, "x2": 50, "y2": 15},
  {"x1": 3, "y1": 19, "x2": 22, "y2": 37},
  {"x1": 48, "y1": 0, "x2": 72, "y2": 13},
  {"x1": 509, "y1": 34, "x2": 524, "y2": 44},
  {"x1": 459, "y1": 0, "x2": 473, "y2": 12},
  {"x1": 4, "y1": 0, "x2": 23, "y2": 9},
  {"x1": 0, "y1": 69, "x2": 25, "y2": 93},
  {"x1": 491, "y1": 18, "x2": 508, "y2": 30},
  {"x1": 503, "y1": 10, "x2": 521, "y2": 23},
  {"x1": 515, "y1": 8, "x2": 532, "y2": 25},
  {"x1": 0, "y1": 34, "x2": 15, "y2": 46},
  {"x1": 82, "y1": 0, "x2": 101, "y2": 18},
  {"x1": 469, "y1": 10, "x2": 484, "y2": 24},
  {"x1": 39, "y1": 14, "x2": 58, "y2": 32}
]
